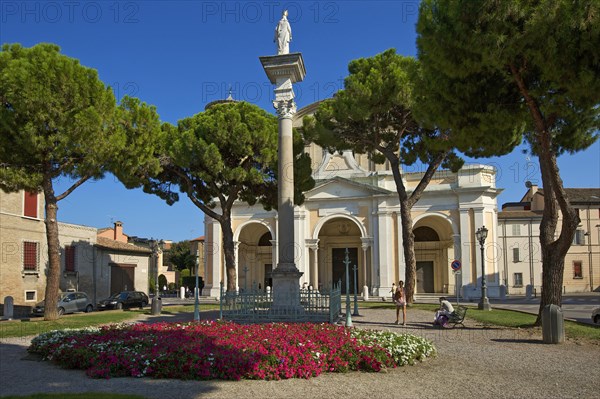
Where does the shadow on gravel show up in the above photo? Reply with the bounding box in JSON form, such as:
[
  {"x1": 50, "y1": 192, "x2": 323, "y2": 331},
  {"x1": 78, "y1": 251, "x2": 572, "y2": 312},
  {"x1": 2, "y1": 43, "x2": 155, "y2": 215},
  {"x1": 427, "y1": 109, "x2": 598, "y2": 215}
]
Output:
[
  {"x1": 0, "y1": 338, "x2": 234, "y2": 399},
  {"x1": 136, "y1": 310, "x2": 221, "y2": 324},
  {"x1": 491, "y1": 338, "x2": 544, "y2": 344}
]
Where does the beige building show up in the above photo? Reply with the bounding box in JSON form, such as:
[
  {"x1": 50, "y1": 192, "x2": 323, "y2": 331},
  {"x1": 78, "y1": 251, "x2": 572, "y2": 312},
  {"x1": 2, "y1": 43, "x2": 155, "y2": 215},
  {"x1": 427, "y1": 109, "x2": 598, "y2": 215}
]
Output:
[
  {"x1": 498, "y1": 186, "x2": 600, "y2": 294},
  {"x1": 203, "y1": 103, "x2": 503, "y2": 299},
  {"x1": 1, "y1": 191, "x2": 152, "y2": 316}
]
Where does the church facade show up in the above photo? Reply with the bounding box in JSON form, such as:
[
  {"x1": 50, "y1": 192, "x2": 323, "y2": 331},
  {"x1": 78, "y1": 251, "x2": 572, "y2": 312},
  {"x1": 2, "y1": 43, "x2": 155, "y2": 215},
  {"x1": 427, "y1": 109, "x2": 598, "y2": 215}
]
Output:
[{"x1": 202, "y1": 103, "x2": 503, "y2": 299}]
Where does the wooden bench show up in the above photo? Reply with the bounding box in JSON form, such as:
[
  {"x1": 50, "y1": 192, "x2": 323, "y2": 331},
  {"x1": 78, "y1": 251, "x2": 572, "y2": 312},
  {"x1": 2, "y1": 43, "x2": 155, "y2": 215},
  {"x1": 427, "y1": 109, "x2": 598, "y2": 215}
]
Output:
[{"x1": 447, "y1": 306, "x2": 467, "y2": 328}]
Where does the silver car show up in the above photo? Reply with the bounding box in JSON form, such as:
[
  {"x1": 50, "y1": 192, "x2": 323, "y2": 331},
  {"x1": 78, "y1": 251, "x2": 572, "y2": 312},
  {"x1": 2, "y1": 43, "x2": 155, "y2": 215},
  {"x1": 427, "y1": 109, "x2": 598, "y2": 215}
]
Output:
[
  {"x1": 592, "y1": 307, "x2": 600, "y2": 325},
  {"x1": 32, "y1": 292, "x2": 94, "y2": 316}
]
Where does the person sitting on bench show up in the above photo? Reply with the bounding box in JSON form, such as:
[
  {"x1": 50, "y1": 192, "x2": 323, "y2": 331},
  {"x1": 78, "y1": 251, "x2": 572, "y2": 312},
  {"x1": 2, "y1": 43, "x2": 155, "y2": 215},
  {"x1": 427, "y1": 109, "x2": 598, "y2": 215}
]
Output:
[{"x1": 434, "y1": 297, "x2": 454, "y2": 325}]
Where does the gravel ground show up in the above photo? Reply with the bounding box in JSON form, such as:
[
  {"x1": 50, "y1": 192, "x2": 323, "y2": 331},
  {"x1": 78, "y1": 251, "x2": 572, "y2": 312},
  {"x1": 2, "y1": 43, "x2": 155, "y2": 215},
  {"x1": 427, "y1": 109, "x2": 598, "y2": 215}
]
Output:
[{"x1": 1, "y1": 307, "x2": 598, "y2": 399}]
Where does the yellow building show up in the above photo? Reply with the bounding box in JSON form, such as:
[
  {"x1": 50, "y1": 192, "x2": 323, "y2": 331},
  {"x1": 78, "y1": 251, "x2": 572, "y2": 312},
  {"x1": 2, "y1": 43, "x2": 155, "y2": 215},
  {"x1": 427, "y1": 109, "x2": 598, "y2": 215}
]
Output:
[
  {"x1": 498, "y1": 185, "x2": 600, "y2": 294},
  {"x1": 1, "y1": 191, "x2": 152, "y2": 316}
]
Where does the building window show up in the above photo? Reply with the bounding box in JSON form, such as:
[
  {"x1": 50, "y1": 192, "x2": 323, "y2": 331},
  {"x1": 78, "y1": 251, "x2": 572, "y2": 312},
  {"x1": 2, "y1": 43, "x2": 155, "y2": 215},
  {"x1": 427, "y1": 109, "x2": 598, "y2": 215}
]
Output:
[
  {"x1": 514, "y1": 273, "x2": 523, "y2": 287},
  {"x1": 23, "y1": 191, "x2": 38, "y2": 218},
  {"x1": 573, "y1": 261, "x2": 583, "y2": 279},
  {"x1": 23, "y1": 241, "x2": 39, "y2": 271},
  {"x1": 65, "y1": 245, "x2": 76, "y2": 272},
  {"x1": 573, "y1": 229, "x2": 585, "y2": 245},
  {"x1": 512, "y1": 247, "x2": 520, "y2": 263},
  {"x1": 511, "y1": 224, "x2": 520, "y2": 236},
  {"x1": 25, "y1": 291, "x2": 36, "y2": 301}
]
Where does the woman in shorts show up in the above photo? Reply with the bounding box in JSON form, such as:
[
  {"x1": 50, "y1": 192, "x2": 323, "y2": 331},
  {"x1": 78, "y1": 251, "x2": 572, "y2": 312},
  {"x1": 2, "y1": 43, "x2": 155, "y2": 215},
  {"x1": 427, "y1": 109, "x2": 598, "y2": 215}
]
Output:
[{"x1": 394, "y1": 280, "x2": 406, "y2": 325}]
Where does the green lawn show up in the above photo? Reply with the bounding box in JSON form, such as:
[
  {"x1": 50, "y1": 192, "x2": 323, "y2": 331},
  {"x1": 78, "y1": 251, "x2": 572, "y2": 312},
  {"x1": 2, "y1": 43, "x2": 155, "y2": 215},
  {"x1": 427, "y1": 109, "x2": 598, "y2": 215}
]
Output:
[
  {"x1": 0, "y1": 311, "x2": 141, "y2": 339},
  {"x1": 161, "y1": 303, "x2": 221, "y2": 313},
  {"x1": 357, "y1": 301, "x2": 599, "y2": 341},
  {"x1": 0, "y1": 304, "x2": 222, "y2": 339}
]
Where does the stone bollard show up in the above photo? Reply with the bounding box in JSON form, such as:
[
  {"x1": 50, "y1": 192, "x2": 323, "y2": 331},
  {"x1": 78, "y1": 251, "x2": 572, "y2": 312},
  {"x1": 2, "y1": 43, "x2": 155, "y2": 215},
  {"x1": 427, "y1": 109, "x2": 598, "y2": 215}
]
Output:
[
  {"x1": 525, "y1": 284, "x2": 534, "y2": 299},
  {"x1": 180, "y1": 286, "x2": 185, "y2": 299},
  {"x1": 151, "y1": 297, "x2": 162, "y2": 315},
  {"x1": 2, "y1": 296, "x2": 14, "y2": 320},
  {"x1": 542, "y1": 304, "x2": 565, "y2": 344},
  {"x1": 362, "y1": 285, "x2": 369, "y2": 301},
  {"x1": 499, "y1": 285, "x2": 507, "y2": 300}
]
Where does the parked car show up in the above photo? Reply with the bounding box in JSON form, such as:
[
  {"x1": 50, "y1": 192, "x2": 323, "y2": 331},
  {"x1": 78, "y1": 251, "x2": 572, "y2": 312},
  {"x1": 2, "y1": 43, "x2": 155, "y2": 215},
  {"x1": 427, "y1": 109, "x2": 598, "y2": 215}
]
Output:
[
  {"x1": 32, "y1": 292, "x2": 94, "y2": 316},
  {"x1": 592, "y1": 307, "x2": 600, "y2": 325},
  {"x1": 97, "y1": 291, "x2": 149, "y2": 310}
]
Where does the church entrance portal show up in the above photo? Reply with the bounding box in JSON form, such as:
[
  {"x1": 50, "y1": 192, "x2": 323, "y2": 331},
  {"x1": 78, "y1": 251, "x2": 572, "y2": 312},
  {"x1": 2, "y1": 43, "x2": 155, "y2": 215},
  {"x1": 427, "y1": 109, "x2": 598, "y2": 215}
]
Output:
[{"x1": 416, "y1": 261, "x2": 434, "y2": 293}]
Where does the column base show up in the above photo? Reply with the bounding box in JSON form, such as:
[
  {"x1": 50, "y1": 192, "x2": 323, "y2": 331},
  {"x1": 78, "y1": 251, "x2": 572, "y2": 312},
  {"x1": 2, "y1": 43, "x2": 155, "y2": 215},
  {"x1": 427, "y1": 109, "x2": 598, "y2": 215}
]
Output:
[
  {"x1": 478, "y1": 298, "x2": 492, "y2": 311},
  {"x1": 271, "y1": 263, "x2": 304, "y2": 312}
]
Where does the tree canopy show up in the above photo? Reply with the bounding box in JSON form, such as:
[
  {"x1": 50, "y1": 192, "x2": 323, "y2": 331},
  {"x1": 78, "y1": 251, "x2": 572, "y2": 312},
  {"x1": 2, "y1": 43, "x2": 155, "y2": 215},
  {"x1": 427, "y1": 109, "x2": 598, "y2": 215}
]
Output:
[
  {"x1": 303, "y1": 49, "x2": 462, "y2": 302},
  {"x1": 167, "y1": 240, "x2": 196, "y2": 272},
  {"x1": 0, "y1": 43, "x2": 162, "y2": 319},
  {"x1": 416, "y1": 0, "x2": 599, "y2": 320},
  {"x1": 142, "y1": 101, "x2": 314, "y2": 292}
]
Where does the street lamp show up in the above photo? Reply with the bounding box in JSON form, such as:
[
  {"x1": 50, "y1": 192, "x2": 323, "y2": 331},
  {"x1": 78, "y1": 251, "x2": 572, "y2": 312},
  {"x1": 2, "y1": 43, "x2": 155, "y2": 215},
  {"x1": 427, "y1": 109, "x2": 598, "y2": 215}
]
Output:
[
  {"x1": 352, "y1": 264, "x2": 359, "y2": 316},
  {"x1": 343, "y1": 248, "x2": 353, "y2": 327},
  {"x1": 476, "y1": 226, "x2": 491, "y2": 311},
  {"x1": 194, "y1": 249, "x2": 200, "y2": 321}
]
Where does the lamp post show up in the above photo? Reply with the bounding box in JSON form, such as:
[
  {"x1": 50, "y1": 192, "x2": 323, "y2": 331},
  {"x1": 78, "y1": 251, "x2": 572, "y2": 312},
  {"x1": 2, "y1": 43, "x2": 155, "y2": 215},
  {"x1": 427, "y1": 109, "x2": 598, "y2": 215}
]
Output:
[
  {"x1": 343, "y1": 248, "x2": 353, "y2": 327},
  {"x1": 152, "y1": 239, "x2": 159, "y2": 297},
  {"x1": 194, "y1": 249, "x2": 200, "y2": 321},
  {"x1": 476, "y1": 226, "x2": 492, "y2": 311},
  {"x1": 352, "y1": 264, "x2": 359, "y2": 316}
]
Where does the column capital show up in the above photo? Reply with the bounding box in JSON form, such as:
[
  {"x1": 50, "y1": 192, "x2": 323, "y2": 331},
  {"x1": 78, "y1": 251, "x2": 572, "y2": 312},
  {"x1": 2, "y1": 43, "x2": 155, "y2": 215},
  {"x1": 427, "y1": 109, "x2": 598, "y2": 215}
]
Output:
[
  {"x1": 360, "y1": 236, "x2": 373, "y2": 250},
  {"x1": 305, "y1": 238, "x2": 319, "y2": 250},
  {"x1": 273, "y1": 99, "x2": 297, "y2": 119}
]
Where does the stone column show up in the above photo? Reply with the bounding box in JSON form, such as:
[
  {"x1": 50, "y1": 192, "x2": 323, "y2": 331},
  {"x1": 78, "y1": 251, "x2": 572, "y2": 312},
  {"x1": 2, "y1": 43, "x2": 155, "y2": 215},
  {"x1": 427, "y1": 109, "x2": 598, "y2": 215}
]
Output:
[
  {"x1": 233, "y1": 240, "x2": 240, "y2": 292},
  {"x1": 459, "y1": 208, "x2": 473, "y2": 289},
  {"x1": 306, "y1": 239, "x2": 319, "y2": 289},
  {"x1": 260, "y1": 53, "x2": 306, "y2": 312},
  {"x1": 205, "y1": 217, "x2": 222, "y2": 297},
  {"x1": 360, "y1": 237, "x2": 372, "y2": 297}
]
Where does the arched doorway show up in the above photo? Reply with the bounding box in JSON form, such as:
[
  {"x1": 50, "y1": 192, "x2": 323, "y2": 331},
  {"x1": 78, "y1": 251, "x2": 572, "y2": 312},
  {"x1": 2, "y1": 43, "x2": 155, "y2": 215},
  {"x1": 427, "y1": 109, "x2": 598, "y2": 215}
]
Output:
[
  {"x1": 413, "y1": 215, "x2": 454, "y2": 293},
  {"x1": 237, "y1": 223, "x2": 273, "y2": 291},
  {"x1": 316, "y1": 216, "x2": 364, "y2": 294}
]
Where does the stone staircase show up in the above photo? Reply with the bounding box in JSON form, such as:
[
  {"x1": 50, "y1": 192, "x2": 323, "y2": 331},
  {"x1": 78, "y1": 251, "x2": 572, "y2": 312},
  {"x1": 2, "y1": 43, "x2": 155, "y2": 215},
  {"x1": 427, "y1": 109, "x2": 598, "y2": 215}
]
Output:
[{"x1": 414, "y1": 292, "x2": 451, "y2": 303}]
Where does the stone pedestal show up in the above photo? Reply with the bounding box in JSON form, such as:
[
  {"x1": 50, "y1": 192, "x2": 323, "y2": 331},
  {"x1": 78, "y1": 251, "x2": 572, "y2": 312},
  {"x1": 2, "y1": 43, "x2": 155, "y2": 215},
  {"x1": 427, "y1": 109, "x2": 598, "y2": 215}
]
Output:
[{"x1": 260, "y1": 53, "x2": 306, "y2": 312}]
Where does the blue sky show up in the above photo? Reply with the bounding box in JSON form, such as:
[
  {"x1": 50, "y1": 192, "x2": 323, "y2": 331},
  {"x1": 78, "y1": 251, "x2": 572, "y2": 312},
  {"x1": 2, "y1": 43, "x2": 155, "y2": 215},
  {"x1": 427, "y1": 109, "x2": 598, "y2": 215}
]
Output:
[{"x1": 2, "y1": 1, "x2": 599, "y2": 242}]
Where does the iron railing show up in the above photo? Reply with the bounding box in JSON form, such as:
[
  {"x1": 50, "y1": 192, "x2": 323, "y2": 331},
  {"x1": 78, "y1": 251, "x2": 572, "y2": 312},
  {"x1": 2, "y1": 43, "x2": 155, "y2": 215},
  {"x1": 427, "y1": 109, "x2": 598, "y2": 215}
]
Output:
[{"x1": 219, "y1": 281, "x2": 341, "y2": 324}]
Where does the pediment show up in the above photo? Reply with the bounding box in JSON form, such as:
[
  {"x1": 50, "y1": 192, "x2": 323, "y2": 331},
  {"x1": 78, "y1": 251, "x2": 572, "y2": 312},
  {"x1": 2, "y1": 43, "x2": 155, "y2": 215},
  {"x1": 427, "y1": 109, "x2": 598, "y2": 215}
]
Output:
[{"x1": 305, "y1": 177, "x2": 391, "y2": 200}]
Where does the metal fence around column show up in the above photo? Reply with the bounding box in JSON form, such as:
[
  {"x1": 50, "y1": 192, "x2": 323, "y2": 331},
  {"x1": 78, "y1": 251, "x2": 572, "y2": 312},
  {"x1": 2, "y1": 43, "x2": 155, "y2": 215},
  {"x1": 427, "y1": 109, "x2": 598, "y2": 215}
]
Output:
[{"x1": 219, "y1": 281, "x2": 341, "y2": 324}]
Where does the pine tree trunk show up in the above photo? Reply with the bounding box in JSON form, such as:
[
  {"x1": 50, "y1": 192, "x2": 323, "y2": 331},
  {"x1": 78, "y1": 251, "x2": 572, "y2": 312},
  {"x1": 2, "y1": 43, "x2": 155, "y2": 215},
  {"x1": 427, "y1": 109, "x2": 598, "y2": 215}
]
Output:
[
  {"x1": 41, "y1": 176, "x2": 61, "y2": 321},
  {"x1": 400, "y1": 200, "x2": 417, "y2": 303},
  {"x1": 220, "y1": 216, "x2": 237, "y2": 293},
  {"x1": 534, "y1": 143, "x2": 579, "y2": 325},
  {"x1": 510, "y1": 65, "x2": 580, "y2": 326}
]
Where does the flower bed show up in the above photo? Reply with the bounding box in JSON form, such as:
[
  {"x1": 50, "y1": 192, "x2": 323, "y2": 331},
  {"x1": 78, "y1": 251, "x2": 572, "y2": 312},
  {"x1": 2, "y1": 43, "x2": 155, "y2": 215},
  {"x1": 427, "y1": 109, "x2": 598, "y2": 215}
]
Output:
[{"x1": 28, "y1": 321, "x2": 436, "y2": 380}]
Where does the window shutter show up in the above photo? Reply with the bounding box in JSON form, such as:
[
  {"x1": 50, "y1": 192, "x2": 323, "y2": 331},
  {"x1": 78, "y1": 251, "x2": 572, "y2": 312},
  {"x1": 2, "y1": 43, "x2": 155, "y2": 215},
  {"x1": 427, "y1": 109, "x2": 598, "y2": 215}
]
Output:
[
  {"x1": 24, "y1": 192, "x2": 38, "y2": 218},
  {"x1": 65, "y1": 246, "x2": 76, "y2": 272},
  {"x1": 573, "y1": 261, "x2": 583, "y2": 278}
]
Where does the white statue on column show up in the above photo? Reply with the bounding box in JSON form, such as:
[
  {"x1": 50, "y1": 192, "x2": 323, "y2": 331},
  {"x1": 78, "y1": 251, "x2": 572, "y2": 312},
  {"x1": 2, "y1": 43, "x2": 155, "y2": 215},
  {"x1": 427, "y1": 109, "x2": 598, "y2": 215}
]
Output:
[{"x1": 274, "y1": 10, "x2": 292, "y2": 55}]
